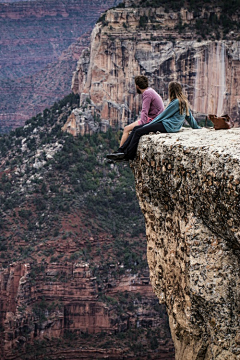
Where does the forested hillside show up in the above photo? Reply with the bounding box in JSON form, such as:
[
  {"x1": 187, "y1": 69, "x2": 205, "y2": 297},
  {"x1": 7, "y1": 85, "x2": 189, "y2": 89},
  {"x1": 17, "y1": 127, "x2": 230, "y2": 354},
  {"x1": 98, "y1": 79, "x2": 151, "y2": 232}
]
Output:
[{"x1": 0, "y1": 93, "x2": 174, "y2": 359}]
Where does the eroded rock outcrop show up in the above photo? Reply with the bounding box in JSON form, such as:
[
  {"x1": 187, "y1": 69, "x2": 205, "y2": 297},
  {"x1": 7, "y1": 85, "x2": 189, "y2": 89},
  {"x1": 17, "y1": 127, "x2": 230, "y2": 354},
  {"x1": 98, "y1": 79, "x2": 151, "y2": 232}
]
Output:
[
  {"x1": 67, "y1": 2, "x2": 240, "y2": 136},
  {"x1": 131, "y1": 128, "x2": 240, "y2": 360}
]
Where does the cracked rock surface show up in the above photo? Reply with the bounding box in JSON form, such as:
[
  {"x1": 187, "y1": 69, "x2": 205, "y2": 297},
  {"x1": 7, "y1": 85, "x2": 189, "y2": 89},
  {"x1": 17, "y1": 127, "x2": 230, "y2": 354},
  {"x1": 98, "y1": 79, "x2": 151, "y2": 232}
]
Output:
[{"x1": 131, "y1": 128, "x2": 240, "y2": 360}]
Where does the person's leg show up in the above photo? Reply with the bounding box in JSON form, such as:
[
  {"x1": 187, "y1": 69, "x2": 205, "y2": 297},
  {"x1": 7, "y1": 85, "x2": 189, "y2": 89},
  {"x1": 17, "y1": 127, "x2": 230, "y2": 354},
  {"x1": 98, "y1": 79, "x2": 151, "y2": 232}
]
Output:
[
  {"x1": 106, "y1": 123, "x2": 154, "y2": 160},
  {"x1": 124, "y1": 122, "x2": 167, "y2": 160},
  {"x1": 106, "y1": 125, "x2": 144, "y2": 160},
  {"x1": 118, "y1": 124, "x2": 144, "y2": 153},
  {"x1": 120, "y1": 120, "x2": 140, "y2": 147}
]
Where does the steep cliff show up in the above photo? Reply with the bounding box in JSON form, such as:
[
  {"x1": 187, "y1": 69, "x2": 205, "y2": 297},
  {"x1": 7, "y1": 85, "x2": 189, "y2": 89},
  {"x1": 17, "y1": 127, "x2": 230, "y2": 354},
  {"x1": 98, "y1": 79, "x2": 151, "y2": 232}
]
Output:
[
  {"x1": 68, "y1": 1, "x2": 240, "y2": 136},
  {"x1": 131, "y1": 127, "x2": 240, "y2": 360}
]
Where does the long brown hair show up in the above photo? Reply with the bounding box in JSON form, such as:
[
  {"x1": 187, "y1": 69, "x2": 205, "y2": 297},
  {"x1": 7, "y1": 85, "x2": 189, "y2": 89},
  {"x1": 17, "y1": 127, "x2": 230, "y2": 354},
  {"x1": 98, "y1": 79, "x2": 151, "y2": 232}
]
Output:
[{"x1": 168, "y1": 82, "x2": 189, "y2": 116}]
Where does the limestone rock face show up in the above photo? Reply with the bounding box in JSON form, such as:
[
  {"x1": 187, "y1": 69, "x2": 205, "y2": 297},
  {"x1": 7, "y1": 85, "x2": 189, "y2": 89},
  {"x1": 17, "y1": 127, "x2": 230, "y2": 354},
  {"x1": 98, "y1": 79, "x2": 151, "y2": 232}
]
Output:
[
  {"x1": 68, "y1": 4, "x2": 240, "y2": 136},
  {"x1": 131, "y1": 128, "x2": 240, "y2": 360},
  {"x1": 61, "y1": 107, "x2": 99, "y2": 136}
]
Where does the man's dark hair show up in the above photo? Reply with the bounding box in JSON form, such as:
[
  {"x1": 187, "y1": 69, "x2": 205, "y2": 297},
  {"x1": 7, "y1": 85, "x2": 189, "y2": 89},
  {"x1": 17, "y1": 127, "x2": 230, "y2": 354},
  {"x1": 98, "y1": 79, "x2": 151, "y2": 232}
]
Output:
[{"x1": 135, "y1": 75, "x2": 148, "y2": 89}]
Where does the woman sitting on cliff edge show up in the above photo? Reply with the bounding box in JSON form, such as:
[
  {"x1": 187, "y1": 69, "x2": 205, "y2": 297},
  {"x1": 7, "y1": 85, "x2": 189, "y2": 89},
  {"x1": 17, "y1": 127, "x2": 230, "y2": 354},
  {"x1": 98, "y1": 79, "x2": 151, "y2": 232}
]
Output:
[{"x1": 106, "y1": 81, "x2": 202, "y2": 161}]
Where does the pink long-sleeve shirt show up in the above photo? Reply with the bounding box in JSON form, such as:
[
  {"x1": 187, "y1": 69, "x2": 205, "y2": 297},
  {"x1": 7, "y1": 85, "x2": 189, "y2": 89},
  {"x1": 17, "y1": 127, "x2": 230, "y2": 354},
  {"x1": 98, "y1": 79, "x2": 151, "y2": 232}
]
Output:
[{"x1": 138, "y1": 87, "x2": 164, "y2": 125}]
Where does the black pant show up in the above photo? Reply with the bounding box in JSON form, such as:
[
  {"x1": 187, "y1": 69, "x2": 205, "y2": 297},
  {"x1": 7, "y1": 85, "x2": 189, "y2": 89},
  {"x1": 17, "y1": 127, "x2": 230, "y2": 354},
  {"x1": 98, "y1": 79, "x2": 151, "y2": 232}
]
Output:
[{"x1": 118, "y1": 122, "x2": 167, "y2": 160}]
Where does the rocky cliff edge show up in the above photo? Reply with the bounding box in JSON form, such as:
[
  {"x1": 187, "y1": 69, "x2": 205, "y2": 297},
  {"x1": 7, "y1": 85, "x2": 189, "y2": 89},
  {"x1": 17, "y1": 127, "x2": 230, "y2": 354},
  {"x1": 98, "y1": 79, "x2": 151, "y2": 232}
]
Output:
[{"x1": 131, "y1": 127, "x2": 240, "y2": 360}]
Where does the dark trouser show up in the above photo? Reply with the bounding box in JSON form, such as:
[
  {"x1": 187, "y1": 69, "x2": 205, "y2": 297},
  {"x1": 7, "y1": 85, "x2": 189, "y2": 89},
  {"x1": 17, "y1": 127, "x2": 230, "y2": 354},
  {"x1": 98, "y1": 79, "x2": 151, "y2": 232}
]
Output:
[{"x1": 118, "y1": 122, "x2": 167, "y2": 160}]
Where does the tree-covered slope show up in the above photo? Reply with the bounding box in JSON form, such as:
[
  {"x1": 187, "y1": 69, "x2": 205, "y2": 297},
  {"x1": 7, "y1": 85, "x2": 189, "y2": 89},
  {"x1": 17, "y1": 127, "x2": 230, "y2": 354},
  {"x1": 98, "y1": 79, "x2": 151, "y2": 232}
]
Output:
[
  {"x1": 0, "y1": 93, "x2": 174, "y2": 359},
  {"x1": 116, "y1": 0, "x2": 240, "y2": 40},
  {"x1": 0, "y1": 93, "x2": 145, "y2": 266}
]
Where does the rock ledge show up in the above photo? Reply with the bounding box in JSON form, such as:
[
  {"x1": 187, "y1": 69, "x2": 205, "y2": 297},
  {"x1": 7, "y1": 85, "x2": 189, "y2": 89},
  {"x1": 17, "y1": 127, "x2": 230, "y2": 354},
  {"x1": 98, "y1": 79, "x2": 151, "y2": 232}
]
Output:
[{"x1": 131, "y1": 128, "x2": 240, "y2": 360}]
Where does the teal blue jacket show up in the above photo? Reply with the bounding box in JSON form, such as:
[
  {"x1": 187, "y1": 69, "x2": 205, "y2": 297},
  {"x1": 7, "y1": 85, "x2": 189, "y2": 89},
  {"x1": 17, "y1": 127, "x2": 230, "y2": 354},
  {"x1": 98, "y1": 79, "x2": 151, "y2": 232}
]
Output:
[{"x1": 144, "y1": 98, "x2": 202, "y2": 132}]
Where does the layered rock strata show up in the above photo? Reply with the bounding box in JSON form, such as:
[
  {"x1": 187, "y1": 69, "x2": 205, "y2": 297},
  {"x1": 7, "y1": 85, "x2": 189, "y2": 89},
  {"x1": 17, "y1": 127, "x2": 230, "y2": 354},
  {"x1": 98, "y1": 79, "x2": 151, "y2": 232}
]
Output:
[
  {"x1": 0, "y1": 0, "x2": 120, "y2": 79},
  {"x1": 131, "y1": 127, "x2": 240, "y2": 360},
  {"x1": 0, "y1": 261, "x2": 174, "y2": 359},
  {"x1": 68, "y1": 3, "x2": 240, "y2": 136},
  {"x1": 0, "y1": 0, "x2": 121, "y2": 132}
]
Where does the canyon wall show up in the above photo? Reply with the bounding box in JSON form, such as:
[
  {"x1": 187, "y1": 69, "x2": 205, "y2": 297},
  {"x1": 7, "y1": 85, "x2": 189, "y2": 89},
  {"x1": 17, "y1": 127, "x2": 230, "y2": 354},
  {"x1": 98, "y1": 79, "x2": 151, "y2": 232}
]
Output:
[
  {"x1": 0, "y1": 0, "x2": 119, "y2": 79},
  {"x1": 131, "y1": 127, "x2": 240, "y2": 360},
  {"x1": 0, "y1": 33, "x2": 90, "y2": 133},
  {"x1": 68, "y1": 3, "x2": 240, "y2": 136},
  {"x1": 0, "y1": 260, "x2": 174, "y2": 359},
  {"x1": 0, "y1": 0, "x2": 121, "y2": 132},
  {"x1": 0, "y1": 0, "x2": 37, "y2": 2}
]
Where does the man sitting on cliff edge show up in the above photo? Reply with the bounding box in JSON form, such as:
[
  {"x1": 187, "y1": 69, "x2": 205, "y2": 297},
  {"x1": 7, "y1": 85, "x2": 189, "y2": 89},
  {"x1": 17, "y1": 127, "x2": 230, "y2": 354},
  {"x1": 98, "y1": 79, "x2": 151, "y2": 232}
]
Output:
[
  {"x1": 119, "y1": 75, "x2": 165, "y2": 147},
  {"x1": 107, "y1": 81, "x2": 202, "y2": 162}
]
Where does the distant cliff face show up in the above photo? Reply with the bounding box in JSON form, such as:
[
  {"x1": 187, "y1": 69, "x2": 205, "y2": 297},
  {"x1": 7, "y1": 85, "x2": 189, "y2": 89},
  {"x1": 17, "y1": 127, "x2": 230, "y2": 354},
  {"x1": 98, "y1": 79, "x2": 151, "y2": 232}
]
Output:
[
  {"x1": 0, "y1": 0, "x2": 121, "y2": 132},
  {"x1": 0, "y1": 34, "x2": 90, "y2": 133},
  {"x1": 0, "y1": 0, "x2": 120, "y2": 79},
  {"x1": 131, "y1": 128, "x2": 240, "y2": 360},
  {"x1": 0, "y1": 0, "x2": 35, "y2": 2},
  {"x1": 1, "y1": 261, "x2": 174, "y2": 359},
  {"x1": 69, "y1": 3, "x2": 240, "y2": 136}
]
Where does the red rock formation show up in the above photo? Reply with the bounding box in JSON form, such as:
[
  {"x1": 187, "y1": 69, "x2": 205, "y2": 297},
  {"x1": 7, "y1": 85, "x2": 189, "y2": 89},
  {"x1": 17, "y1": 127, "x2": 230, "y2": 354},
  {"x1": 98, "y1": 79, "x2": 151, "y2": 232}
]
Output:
[
  {"x1": 0, "y1": 260, "x2": 174, "y2": 359},
  {"x1": 0, "y1": 33, "x2": 90, "y2": 133},
  {"x1": 69, "y1": 4, "x2": 240, "y2": 136}
]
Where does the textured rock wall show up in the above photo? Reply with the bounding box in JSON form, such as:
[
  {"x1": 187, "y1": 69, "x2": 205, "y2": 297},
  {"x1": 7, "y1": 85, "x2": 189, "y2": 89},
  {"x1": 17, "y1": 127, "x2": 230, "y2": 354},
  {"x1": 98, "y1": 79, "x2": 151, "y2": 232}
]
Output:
[
  {"x1": 131, "y1": 128, "x2": 240, "y2": 360},
  {"x1": 0, "y1": 260, "x2": 173, "y2": 359},
  {"x1": 69, "y1": 4, "x2": 240, "y2": 136}
]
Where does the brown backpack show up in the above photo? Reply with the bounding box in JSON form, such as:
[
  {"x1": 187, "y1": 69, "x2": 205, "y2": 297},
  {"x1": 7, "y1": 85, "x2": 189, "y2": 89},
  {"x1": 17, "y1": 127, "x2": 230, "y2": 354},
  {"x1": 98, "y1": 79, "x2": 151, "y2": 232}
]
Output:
[{"x1": 207, "y1": 114, "x2": 235, "y2": 130}]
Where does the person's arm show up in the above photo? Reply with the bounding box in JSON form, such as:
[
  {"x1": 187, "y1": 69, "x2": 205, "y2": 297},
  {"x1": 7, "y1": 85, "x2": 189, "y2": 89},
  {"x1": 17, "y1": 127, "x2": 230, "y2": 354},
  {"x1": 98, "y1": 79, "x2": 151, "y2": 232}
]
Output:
[
  {"x1": 185, "y1": 109, "x2": 202, "y2": 129},
  {"x1": 140, "y1": 92, "x2": 151, "y2": 124},
  {"x1": 145, "y1": 99, "x2": 179, "y2": 126}
]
